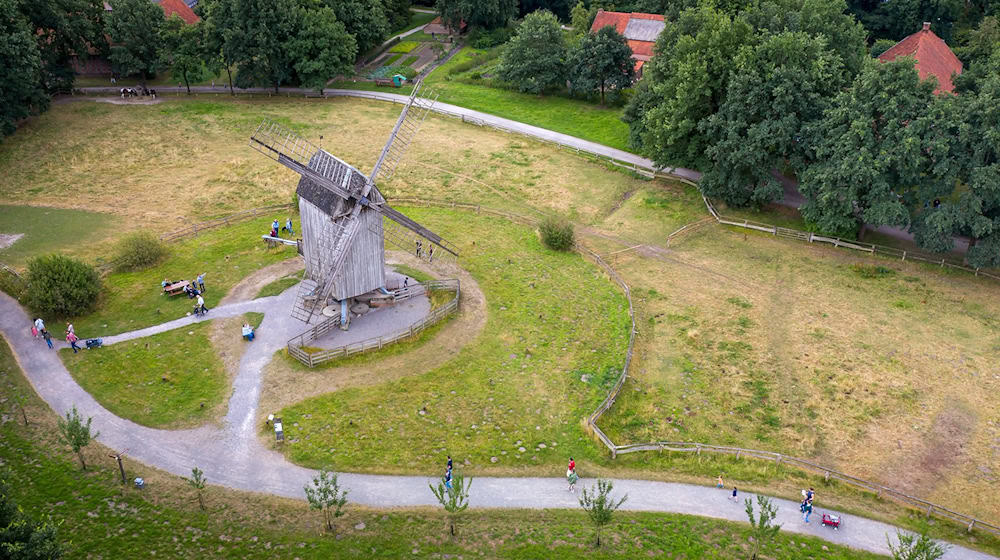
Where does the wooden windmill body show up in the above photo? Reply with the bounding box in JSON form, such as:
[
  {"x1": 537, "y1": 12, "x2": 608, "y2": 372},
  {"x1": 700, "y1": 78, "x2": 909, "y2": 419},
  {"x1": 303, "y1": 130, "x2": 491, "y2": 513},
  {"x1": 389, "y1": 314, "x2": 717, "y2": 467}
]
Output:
[{"x1": 250, "y1": 84, "x2": 456, "y2": 325}]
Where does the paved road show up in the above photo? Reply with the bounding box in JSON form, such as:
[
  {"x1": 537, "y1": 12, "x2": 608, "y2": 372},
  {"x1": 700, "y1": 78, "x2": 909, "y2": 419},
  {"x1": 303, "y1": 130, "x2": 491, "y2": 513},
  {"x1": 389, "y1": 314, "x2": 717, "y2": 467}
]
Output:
[{"x1": 1, "y1": 289, "x2": 994, "y2": 559}]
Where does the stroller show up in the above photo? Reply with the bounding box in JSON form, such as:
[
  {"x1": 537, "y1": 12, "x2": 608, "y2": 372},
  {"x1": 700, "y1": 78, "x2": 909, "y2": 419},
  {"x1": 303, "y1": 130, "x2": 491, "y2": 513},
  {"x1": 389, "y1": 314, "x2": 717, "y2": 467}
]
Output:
[{"x1": 85, "y1": 338, "x2": 103, "y2": 349}]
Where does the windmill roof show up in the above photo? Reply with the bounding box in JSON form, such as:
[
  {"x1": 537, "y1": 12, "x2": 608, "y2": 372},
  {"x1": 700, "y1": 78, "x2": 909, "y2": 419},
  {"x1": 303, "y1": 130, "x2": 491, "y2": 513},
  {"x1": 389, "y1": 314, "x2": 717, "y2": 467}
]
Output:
[
  {"x1": 878, "y1": 22, "x2": 962, "y2": 94},
  {"x1": 296, "y1": 151, "x2": 382, "y2": 216}
]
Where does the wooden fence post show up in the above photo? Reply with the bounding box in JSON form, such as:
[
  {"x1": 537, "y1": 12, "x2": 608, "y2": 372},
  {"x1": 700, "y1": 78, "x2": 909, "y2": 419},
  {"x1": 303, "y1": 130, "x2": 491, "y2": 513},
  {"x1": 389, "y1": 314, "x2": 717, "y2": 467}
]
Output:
[{"x1": 969, "y1": 520, "x2": 976, "y2": 532}]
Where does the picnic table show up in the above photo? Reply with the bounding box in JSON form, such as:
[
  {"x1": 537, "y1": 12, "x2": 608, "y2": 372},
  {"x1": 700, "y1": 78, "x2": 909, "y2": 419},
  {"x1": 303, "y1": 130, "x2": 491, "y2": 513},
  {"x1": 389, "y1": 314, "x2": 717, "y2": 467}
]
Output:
[{"x1": 163, "y1": 281, "x2": 190, "y2": 296}]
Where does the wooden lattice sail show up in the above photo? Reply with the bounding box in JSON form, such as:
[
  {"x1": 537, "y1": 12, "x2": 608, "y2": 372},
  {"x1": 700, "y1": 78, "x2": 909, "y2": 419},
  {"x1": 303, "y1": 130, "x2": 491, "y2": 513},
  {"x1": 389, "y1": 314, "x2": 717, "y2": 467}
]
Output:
[{"x1": 249, "y1": 83, "x2": 457, "y2": 324}]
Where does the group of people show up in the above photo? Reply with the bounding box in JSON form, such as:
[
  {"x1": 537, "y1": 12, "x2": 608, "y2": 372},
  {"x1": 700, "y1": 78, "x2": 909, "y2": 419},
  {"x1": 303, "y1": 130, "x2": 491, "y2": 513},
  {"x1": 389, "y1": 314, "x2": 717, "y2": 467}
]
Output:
[
  {"x1": 414, "y1": 239, "x2": 435, "y2": 262},
  {"x1": 270, "y1": 218, "x2": 294, "y2": 239},
  {"x1": 31, "y1": 318, "x2": 80, "y2": 353},
  {"x1": 800, "y1": 487, "x2": 816, "y2": 523},
  {"x1": 161, "y1": 273, "x2": 208, "y2": 316}
]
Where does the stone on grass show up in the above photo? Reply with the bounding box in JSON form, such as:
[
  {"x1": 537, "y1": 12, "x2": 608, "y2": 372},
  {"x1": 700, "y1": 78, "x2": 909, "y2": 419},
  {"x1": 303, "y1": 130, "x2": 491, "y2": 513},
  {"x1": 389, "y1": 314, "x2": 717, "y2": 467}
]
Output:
[
  {"x1": 354, "y1": 522, "x2": 365, "y2": 530},
  {"x1": 491, "y1": 456, "x2": 498, "y2": 463},
  {"x1": 518, "y1": 447, "x2": 526, "y2": 453}
]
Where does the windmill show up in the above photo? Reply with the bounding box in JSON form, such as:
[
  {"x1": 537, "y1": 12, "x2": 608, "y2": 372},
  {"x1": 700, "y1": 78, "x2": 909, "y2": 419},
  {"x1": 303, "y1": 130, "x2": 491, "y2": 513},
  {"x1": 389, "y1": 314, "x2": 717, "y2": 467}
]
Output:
[{"x1": 249, "y1": 83, "x2": 457, "y2": 325}]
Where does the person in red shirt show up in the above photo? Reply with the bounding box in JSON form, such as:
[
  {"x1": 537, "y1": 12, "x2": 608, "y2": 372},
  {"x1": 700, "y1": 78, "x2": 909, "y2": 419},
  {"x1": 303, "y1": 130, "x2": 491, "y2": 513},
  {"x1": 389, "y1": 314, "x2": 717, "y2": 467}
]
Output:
[
  {"x1": 566, "y1": 457, "x2": 578, "y2": 492},
  {"x1": 568, "y1": 458, "x2": 575, "y2": 472}
]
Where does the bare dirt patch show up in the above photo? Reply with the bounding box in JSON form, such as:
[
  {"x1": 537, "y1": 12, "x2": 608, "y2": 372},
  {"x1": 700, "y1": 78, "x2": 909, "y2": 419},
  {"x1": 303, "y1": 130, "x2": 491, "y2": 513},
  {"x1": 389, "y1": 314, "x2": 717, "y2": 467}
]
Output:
[
  {"x1": 255, "y1": 250, "x2": 486, "y2": 423},
  {"x1": 218, "y1": 257, "x2": 303, "y2": 305},
  {"x1": 0, "y1": 233, "x2": 24, "y2": 250},
  {"x1": 95, "y1": 97, "x2": 164, "y2": 106}
]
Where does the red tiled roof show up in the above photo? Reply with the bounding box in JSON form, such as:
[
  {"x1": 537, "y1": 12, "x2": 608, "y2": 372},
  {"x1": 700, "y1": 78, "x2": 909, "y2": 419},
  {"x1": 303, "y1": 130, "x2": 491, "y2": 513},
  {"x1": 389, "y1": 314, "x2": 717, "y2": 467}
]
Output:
[
  {"x1": 591, "y1": 10, "x2": 664, "y2": 67},
  {"x1": 159, "y1": 0, "x2": 199, "y2": 25},
  {"x1": 878, "y1": 22, "x2": 962, "y2": 94}
]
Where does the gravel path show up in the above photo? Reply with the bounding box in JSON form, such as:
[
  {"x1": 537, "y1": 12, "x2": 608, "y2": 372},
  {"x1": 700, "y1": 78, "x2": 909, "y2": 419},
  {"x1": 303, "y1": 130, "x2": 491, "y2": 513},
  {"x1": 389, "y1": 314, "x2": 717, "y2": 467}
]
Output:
[{"x1": 1, "y1": 288, "x2": 995, "y2": 558}]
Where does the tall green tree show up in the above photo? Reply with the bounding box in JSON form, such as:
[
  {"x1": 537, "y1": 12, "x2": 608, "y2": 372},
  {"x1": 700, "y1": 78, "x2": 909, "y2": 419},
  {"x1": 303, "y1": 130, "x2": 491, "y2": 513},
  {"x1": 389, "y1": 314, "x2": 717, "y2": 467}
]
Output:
[
  {"x1": 0, "y1": 0, "x2": 47, "y2": 139},
  {"x1": 287, "y1": 4, "x2": 357, "y2": 94},
  {"x1": 569, "y1": 1, "x2": 596, "y2": 36},
  {"x1": 105, "y1": 0, "x2": 166, "y2": 87},
  {"x1": 520, "y1": 0, "x2": 573, "y2": 20},
  {"x1": 198, "y1": 0, "x2": 237, "y2": 94},
  {"x1": 436, "y1": 0, "x2": 517, "y2": 30},
  {"x1": 699, "y1": 32, "x2": 845, "y2": 206},
  {"x1": 17, "y1": 0, "x2": 105, "y2": 93},
  {"x1": 799, "y1": 58, "x2": 938, "y2": 238},
  {"x1": 207, "y1": 0, "x2": 300, "y2": 93},
  {"x1": 622, "y1": 4, "x2": 754, "y2": 169},
  {"x1": 161, "y1": 16, "x2": 208, "y2": 94},
  {"x1": 324, "y1": 0, "x2": 388, "y2": 56},
  {"x1": 383, "y1": 0, "x2": 412, "y2": 32},
  {"x1": 568, "y1": 25, "x2": 635, "y2": 104},
  {"x1": 0, "y1": 479, "x2": 62, "y2": 560},
  {"x1": 497, "y1": 9, "x2": 567, "y2": 94}
]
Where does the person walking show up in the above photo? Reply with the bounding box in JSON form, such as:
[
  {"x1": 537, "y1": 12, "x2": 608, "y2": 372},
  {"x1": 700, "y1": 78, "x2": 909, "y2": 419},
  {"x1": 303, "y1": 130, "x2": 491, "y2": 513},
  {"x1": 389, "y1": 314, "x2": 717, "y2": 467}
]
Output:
[
  {"x1": 444, "y1": 468, "x2": 453, "y2": 490},
  {"x1": 196, "y1": 272, "x2": 206, "y2": 293},
  {"x1": 447, "y1": 455, "x2": 453, "y2": 471},
  {"x1": 283, "y1": 217, "x2": 294, "y2": 236},
  {"x1": 66, "y1": 331, "x2": 81, "y2": 353},
  {"x1": 802, "y1": 499, "x2": 813, "y2": 523},
  {"x1": 272, "y1": 219, "x2": 281, "y2": 237},
  {"x1": 197, "y1": 294, "x2": 208, "y2": 315},
  {"x1": 42, "y1": 329, "x2": 53, "y2": 349},
  {"x1": 567, "y1": 467, "x2": 578, "y2": 492},
  {"x1": 66, "y1": 322, "x2": 75, "y2": 336},
  {"x1": 716, "y1": 475, "x2": 724, "y2": 489},
  {"x1": 30, "y1": 321, "x2": 38, "y2": 339},
  {"x1": 34, "y1": 317, "x2": 45, "y2": 334},
  {"x1": 730, "y1": 486, "x2": 738, "y2": 502}
]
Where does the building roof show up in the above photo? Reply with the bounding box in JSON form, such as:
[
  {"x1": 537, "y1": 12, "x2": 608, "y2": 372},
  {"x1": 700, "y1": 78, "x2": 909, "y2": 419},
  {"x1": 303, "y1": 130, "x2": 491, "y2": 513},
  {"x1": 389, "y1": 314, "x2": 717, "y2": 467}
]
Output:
[
  {"x1": 878, "y1": 22, "x2": 962, "y2": 94},
  {"x1": 155, "y1": 0, "x2": 200, "y2": 24},
  {"x1": 591, "y1": 10, "x2": 664, "y2": 69}
]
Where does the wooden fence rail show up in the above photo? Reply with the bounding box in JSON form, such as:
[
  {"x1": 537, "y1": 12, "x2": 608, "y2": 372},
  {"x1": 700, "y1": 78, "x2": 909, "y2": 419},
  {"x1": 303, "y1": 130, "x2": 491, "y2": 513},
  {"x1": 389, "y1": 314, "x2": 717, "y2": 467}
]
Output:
[
  {"x1": 286, "y1": 279, "x2": 461, "y2": 368},
  {"x1": 159, "y1": 204, "x2": 293, "y2": 242},
  {"x1": 389, "y1": 196, "x2": 1000, "y2": 538}
]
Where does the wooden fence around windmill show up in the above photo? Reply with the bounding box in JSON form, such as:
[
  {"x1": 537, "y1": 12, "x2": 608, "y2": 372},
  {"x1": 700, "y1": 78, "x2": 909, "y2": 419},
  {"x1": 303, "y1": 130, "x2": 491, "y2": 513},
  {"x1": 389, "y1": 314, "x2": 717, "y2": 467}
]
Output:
[{"x1": 285, "y1": 278, "x2": 460, "y2": 368}]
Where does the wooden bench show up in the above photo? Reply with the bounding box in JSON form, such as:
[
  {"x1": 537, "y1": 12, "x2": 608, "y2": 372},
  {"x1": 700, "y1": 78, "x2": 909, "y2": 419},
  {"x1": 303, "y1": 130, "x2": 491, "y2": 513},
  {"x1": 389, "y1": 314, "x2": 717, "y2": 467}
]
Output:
[{"x1": 163, "y1": 281, "x2": 190, "y2": 296}]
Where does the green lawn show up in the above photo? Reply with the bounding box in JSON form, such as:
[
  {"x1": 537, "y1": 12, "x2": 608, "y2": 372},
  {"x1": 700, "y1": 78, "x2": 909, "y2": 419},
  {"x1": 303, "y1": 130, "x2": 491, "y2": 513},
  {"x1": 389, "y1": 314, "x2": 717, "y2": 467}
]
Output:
[
  {"x1": 60, "y1": 321, "x2": 227, "y2": 428},
  {"x1": 0, "y1": 335, "x2": 883, "y2": 560},
  {"x1": 71, "y1": 219, "x2": 296, "y2": 337},
  {"x1": 255, "y1": 274, "x2": 300, "y2": 298},
  {"x1": 273, "y1": 207, "x2": 633, "y2": 472},
  {"x1": 0, "y1": 204, "x2": 114, "y2": 267},
  {"x1": 424, "y1": 47, "x2": 630, "y2": 150},
  {"x1": 389, "y1": 40, "x2": 420, "y2": 53}
]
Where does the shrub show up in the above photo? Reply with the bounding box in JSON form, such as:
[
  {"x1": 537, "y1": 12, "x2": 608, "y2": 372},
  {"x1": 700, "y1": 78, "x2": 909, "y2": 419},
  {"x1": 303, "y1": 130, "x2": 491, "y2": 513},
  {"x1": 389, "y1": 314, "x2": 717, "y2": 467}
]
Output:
[
  {"x1": 539, "y1": 216, "x2": 574, "y2": 251},
  {"x1": 113, "y1": 232, "x2": 168, "y2": 271},
  {"x1": 0, "y1": 266, "x2": 26, "y2": 301},
  {"x1": 400, "y1": 67, "x2": 419, "y2": 80},
  {"x1": 389, "y1": 40, "x2": 419, "y2": 53},
  {"x1": 25, "y1": 254, "x2": 101, "y2": 317}
]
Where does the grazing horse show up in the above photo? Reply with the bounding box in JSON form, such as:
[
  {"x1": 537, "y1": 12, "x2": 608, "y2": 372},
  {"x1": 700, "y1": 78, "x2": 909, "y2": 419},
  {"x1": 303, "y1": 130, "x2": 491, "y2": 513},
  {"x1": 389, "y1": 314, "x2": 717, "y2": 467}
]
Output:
[{"x1": 149, "y1": 88, "x2": 156, "y2": 99}]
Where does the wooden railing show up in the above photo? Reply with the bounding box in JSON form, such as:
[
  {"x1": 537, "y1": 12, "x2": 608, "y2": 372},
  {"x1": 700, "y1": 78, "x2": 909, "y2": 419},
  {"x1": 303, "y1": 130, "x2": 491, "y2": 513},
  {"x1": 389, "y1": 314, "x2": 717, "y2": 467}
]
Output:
[
  {"x1": 388, "y1": 196, "x2": 1000, "y2": 539},
  {"x1": 159, "y1": 204, "x2": 293, "y2": 242},
  {"x1": 286, "y1": 279, "x2": 460, "y2": 368}
]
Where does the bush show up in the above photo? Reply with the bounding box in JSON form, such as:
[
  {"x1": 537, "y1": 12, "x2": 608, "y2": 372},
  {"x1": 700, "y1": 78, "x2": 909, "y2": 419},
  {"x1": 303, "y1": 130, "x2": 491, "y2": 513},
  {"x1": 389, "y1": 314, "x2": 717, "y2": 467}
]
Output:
[
  {"x1": 871, "y1": 38, "x2": 896, "y2": 58},
  {"x1": 113, "y1": 232, "x2": 168, "y2": 272},
  {"x1": 539, "y1": 216, "x2": 574, "y2": 251},
  {"x1": 25, "y1": 254, "x2": 101, "y2": 317},
  {"x1": 400, "y1": 67, "x2": 419, "y2": 80},
  {"x1": 469, "y1": 25, "x2": 514, "y2": 49}
]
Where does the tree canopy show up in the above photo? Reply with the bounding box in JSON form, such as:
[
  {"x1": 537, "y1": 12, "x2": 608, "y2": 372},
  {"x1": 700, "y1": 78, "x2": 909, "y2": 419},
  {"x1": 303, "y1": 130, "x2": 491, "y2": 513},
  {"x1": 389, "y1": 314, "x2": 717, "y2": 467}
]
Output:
[
  {"x1": 568, "y1": 25, "x2": 635, "y2": 104},
  {"x1": 161, "y1": 16, "x2": 209, "y2": 93},
  {"x1": 436, "y1": 0, "x2": 518, "y2": 30},
  {"x1": 18, "y1": 0, "x2": 106, "y2": 93},
  {"x1": 0, "y1": 0, "x2": 47, "y2": 139},
  {"x1": 497, "y1": 9, "x2": 567, "y2": 94},
  {"x1": 287, "y1": 4, "x2": 357, "y2": 93},
  {"x1": 324, "y1": 0, "x2": 388, "y2": 55},
  {"x1": 105, "y1": 0, "x2": 167, "y2": 86}
]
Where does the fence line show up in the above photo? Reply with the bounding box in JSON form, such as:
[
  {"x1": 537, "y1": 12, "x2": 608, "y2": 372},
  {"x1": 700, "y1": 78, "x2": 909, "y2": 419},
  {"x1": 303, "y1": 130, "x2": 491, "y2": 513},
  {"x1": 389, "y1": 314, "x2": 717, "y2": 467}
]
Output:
[
  {"x1": 286, "y1": 279, "x2": 460, "y2": 368},
  {"x1": 159, "y1": 204, "x2": 293, "y2": 242},
  {"x1": 389, "y1": 196, "x2": 1000, "y2": 538}
]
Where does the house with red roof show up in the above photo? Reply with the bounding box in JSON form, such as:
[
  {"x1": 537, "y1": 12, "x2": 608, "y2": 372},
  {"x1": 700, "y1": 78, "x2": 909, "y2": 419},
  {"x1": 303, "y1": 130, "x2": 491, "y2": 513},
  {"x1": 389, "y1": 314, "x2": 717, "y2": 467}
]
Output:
[
  {"x1": 590, "y1": 10, "x2": 665, "y2": 76},
  {"x1": 878, "y1": 22, "x2": 962, "y2": 94},
  {"x1": 155, "y1": 0, "x2": 200, "y2": 25}
]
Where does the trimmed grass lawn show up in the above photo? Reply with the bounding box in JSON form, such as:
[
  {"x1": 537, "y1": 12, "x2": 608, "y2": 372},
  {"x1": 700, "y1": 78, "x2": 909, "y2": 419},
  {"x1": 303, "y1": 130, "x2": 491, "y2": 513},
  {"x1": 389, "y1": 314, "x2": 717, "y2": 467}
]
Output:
[
  {"x1": 0, "y1": 204, "x2": 114, "y2": 267},
  {"x1": 60, "y1": 321, "x2": 227, "y2": 428},
  {"x1": 389, "y1": 40, "x2": 420, "y2": 53},
  {"x1": 0, "y1": 338, "x2": 884, "y2": 560},
  {"x1": 255, "y1": 274, "x2": 300, "y2": 298},
  {"x1": 425, "y1": 47, "x2": 630, "y2": 150},
  {"x1": 71, "y1": 219, "x2": 296, "y2": 337},
  {"x1": 271, "y1": 208, "x2": 633, "y2": 473}
]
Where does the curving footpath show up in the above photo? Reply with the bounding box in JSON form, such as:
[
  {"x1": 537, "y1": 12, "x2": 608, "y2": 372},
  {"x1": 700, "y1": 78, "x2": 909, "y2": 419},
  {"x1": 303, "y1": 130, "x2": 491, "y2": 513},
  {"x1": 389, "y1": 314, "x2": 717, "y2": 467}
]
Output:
[{"x1": 0, "y1": 288, "x2": 994, "y2": 559}]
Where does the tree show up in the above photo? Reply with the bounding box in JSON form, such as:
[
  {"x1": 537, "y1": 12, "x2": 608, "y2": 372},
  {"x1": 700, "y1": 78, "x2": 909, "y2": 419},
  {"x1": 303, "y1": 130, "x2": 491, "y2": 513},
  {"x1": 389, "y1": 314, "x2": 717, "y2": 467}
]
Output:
[
  {"x1": 578, "y1": 478, "x2": 627, "y2": 547},
  {"x1": 569, "y1": 1, "x2": 596, "y2": 36},
  {"x1": 57, "y1": 406, "x2": 99, "y2": 470},
  {"x1": 0, "y1": 0, "x2": 47, "y2": 140},
  {"x1": 199, "y1": 0, "x2": 237, "y2": 94},
  {"x1": 203, "y1": 0, "x2": 300, "y2": 93},
  {"x1": 105, "y1": 0, "x2": 167, "y2": 87},
  {"x1": 497, "y1": 10, "x2": 567, "y2": 94},
  {"x1": 287, "y1": 5, "x2": 357, "y2": 94},
  {"x1": 303, "y1": 470, "x2": 349, "y2": 533},
  {"x1": 520, "y1": 0, "x2": 573, "y2": 20},
  {"x1": 24, "y1": 255, "x2": 101, "y2": 317},
  {"x1": 799, "y1": 58, "x2": 937, "y2": 238},
  {"x1": 745, "y1": 495, "x2": 781, "y2": 560},
  {"x1": 568, "y1": 25, "x2": 635, "y2": 104},
  {"x1": 622, "y1": 4, "x2": 754, "y2": 169},
  {"x1": 161, "y1": 16, "x2": 208, "y2": 94},
  {"x1": 324, "y1": 0, "x2": 388, "y2": 56},
  {"x1": 699, "y1": 32, "x2": 845, "y2": 207},
  {"x1": 428, "y1": 472, "x2": 471, "y2": 536},
  {"x1": 187, "y1": 467, "x2": 207, "y2": 510},
  {"x1": 887, "y1": 529, "x2": 948, "y2": 560},
  {"x1": 17, "y1": 0, "x2": 106, "y2": 94},
  {"x1": 436, "y1": 0, "x2": 518, "y2": 31},
  {"x1": 383, "y1": 0, "x2": 413, "y2": 32},
  {"x1": 0, "y1": 479, "x2": 62, "y2": 560}
]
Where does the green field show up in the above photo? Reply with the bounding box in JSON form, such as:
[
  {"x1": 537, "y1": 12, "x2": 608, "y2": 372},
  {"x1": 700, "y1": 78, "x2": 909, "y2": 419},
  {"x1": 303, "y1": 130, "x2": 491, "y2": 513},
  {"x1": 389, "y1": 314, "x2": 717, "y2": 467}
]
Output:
[
  {"x1": 0, "y1": 204, "x2": 114, "y2": 267},
  {"x1": 0, "y1": 336, "x2": 883, "y2": 560},
  {"x1": 61, "y1": 321, "x2": 228, "y2": 428}
]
